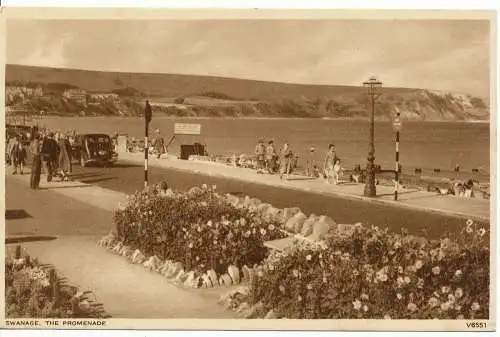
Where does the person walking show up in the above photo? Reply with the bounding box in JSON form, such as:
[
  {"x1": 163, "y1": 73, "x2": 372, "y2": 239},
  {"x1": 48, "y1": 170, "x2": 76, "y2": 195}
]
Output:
[
  {"x1": 265, "y1": 140, "x2": 277, "y2": 174},
  {"x1": 40, "y1": 132, "x2": 58, "y2": 182},
  {"x1": 255, "y1": 138, "x2": 266, "y2": 174},
  {"x1": 152, "y1": 129, "x2": 166, "y2": 159},
  {"x1": 29, "y1": 134, "x2": 42, "y2": 189},
  {"x1": 10, "y1": 135, "x2": 27, "y2": 175},
  {"x1": 323, "y1": 144, "x2": 338, "y2": 184},
  {"x1": 56, "y1": 133, "x2": 72, "y2": 181},
  {"x1": 279, "y1": 142, "x2": 293, "y2": 180}
]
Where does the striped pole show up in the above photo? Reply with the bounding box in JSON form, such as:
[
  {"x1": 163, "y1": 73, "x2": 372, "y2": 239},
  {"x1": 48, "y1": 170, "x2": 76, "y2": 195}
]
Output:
[{"x1": 394, "y1": 111, "x2": 400, "y2": 201}]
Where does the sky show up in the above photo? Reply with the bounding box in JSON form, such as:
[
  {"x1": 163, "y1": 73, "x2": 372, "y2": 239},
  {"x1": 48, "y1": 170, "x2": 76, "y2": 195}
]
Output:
[{"x1": 6, "y1": 19, "x2": 491, "y2": 97}]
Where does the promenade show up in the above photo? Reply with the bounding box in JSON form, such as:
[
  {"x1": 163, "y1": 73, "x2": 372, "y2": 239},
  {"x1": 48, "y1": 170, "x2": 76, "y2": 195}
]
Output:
[
  {"x1": 5, "y1": 174, "x2": 238, "y2": 319},
  {"x1": 118, "y1": 152, "x2": 490, "y2": 221}
]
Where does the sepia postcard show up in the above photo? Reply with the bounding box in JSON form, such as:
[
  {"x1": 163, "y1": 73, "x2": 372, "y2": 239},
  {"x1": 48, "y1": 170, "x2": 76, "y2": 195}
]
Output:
[{"x1": 0, "y1": 7, "x2": 497, "y2": 332}]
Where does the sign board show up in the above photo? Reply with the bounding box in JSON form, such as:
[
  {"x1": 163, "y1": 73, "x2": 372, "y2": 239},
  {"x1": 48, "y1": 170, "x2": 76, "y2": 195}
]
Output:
[
  {"x1": 393, "y1": 116, "x2": 402, "y2": 132},
  {"x1": 174, "y1": 123, "x2": 201, "y2": 135}
]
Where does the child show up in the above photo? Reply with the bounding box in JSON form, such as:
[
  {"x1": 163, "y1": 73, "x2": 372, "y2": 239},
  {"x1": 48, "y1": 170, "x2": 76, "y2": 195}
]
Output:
[{"x1": 333, "y1": 159, "x2": 343, "y2": 185}]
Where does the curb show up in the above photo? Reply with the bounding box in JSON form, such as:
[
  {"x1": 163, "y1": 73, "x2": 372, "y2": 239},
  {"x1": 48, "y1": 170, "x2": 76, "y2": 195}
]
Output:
[{"x1": 119, "y1": 156, "x2": 490, "y2": 222}]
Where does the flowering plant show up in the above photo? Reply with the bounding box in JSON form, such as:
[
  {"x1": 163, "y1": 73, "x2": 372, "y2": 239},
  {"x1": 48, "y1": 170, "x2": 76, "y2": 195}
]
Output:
[
  {"x1": 5, "y1": 249, "x2": 110, "y2": 318},
  {"x1": 253, "y1": 220, "x2": 489, "y2": 319},
  {"x1": 114, "y1": 184, "x2": 285, "y2": 275}
]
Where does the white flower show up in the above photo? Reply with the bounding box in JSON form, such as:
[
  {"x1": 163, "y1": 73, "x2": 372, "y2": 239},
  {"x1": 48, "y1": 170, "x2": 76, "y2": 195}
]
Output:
[
  {"x1": 279, "y1": 285, "x2": 285, "y2": 292},
  {"x1": 454, "y1": 288, "x2": 464, "y2": 299},
  {"x1": 322, "y1": 276, "x2": 328, "y2": 284},
  {"x1": 447, "y1": 294, "x2": 456, "y2": 303},
  {"x1": 440, "y1": 302, "x2": 451, "y2": 311},
  {"x1": 394, "y1": 240, "x2": 402, "y2": 249},
  {"x1": 455, "y1": 304, "x2": 462, "y2": 311},
  {"x1": 398, "y1": 266, "x2": 404, "y2": 274},
  {"x1": 477, "y1": 228, "x2": 487, "y2": 237},
  {"x1": 307, "y1": 284, "x2": 313, "y2": 290},
  {"x1": 466, "y1": 226, "x2": 474, "y2": 234},
  {"x1": 362, "y1": 305, "x2": 369, "y2": 312},
  {"x1": 268, "y1": 224, "x2": 275, "y2": 231},
  {"x1": 414, "y1": 260, "x2": 424, "y2": 270},
  {"x1": 297, "y1": 295, "x2": 302, "y2": 302},
  {"x1": 292, "y1": 269, "x2": 299, "y2": 277},
  {"x1": 407, "y1": 302, "x2": 418, "y2": 312},
  {"x1": 396, "y1": 276, "x2": 405, "y2": 287},
  {"x1": 466, "y1": 219, "x2": 474, "y2": 227},
  {"x1": 257, "y1": 270, "x2": 264, "y2": 277},
  {"x1": 211, "y1": 184, "x2": 217, "y2": 190},
  {"x1": 352, "y1": 300, "x2": 362, "y2": 310},
  {"x1": 260, "y1": 228, "x2": 267, "y2": 235},
  {"x1": 428, "y1": 297, "x2": 440, "y2": 308},
  {"x1": 269, "y1": 265, "x2": 274, "y2": 271},
  {"x1": 471, "y1": 302, "x2": 480, "y2": 311},
  {"x1": 396, "y1": 293, "x2": 403, "y2": 300},
  {"x1": 148, "y1": 210, "x2": 153, "y2": 215},
  {"x1": 197, "y1": 227, "x2": 202, "y2": 233},
  {"x1": 213, "y1": 240, "x2": 218, "y2": 245},
  {"x1": 361, "y1": 293, "x2": 369, "y2": 300},
  {"x1": 207, "y1": 220, "x2": 213, "y2": 227},
  {"x1": 432, "y1": 266, "x2": 441, "y2": 275},
  {"x1": 188, "y1": 243, "x2": 193, "y2": 249},
  {"x1": 195, "y1": 256, "x2": 200, "y2": 261},
  {"x1": 306, "y1": 254, "x2": 312, "y2": 261},
  {"x1": 404, "y1": 276, "x2": 411, "y2": 284}
]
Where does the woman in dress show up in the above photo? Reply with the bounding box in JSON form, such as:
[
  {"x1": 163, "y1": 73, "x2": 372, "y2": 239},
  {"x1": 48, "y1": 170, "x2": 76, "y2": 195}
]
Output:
[
  {"x1": 279, "y1": 142, "x2": 293, "y2": 180},
  {"x1": 57, "y1": 133, "x2": 72, "y2": 181},
  {"x1": 29, "y1": 134, "x2": 42, "y2": 189},
  {"x1": 323, "y1": 144, "x2": 338, "y2": 184}
]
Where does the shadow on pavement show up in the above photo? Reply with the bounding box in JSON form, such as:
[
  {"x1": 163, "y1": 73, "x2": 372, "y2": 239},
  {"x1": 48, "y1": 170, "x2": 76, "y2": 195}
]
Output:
[
  {"x1": 5, "y1": 209, "x2": 32, "y2": 220},
  {"x1": 113, "y1": 163, "x2": 142, "y2": 168},
  {"x1": 38, "y1": 184, "x2": 92, "y2": 190},
  {"x1": 6, "y1": 235, "x2": 57, "y2": 244},
  {"x1": 81, "y1": 177, "x2": 117, "y2": 184}
]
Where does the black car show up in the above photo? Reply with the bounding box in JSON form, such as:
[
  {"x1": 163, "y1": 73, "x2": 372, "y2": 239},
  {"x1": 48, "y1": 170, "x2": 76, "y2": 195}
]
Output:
[{"x1": 71, "y1": 133, "x2": 118, "y2": 167}]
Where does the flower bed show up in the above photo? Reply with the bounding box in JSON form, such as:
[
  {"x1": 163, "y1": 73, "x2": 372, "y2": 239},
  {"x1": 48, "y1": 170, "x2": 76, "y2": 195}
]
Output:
[
  {"x1": 105, "y1": 183, "x2": 292, "y2": 288},
  {"x1": 5, "y1": 245, "x2": 110, "y2": 318},
  {"x1": 244, "y1": 219, "x2": 490, "y2": 319}
]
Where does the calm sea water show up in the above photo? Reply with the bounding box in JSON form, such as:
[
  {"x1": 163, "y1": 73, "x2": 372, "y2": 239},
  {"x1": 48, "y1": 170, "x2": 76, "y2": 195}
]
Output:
[{"x1": 36, "y1": 117, "x2": 490, "y2": 176}]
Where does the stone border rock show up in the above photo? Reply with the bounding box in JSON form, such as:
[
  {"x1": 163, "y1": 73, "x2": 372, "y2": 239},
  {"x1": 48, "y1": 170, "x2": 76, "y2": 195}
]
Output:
[{"x1": 98, "y1": 232, "x2": 260, "y2": 290}]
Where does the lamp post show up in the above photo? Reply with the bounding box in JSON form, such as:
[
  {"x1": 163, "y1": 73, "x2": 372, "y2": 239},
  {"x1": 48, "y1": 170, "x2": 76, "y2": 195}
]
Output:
[{"x1": 363, "y1": 76, "x2": 383, "y2": 197}]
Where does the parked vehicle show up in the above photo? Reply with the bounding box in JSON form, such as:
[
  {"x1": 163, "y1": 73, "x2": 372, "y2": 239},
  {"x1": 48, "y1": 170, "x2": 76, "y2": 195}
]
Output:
[{"x1": 71, "y1": 133, "x2": 118, "y2": 167}]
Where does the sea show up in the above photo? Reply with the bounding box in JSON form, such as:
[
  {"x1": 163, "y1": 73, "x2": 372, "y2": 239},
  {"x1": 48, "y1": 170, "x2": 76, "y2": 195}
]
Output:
[{"x1": 34, "y1": 116, "x2": 491, "y2": 179}]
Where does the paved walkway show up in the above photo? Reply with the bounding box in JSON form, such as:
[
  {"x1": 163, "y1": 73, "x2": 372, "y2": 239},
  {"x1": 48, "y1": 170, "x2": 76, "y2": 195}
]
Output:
[
  {"x1": 5, "y1": 174, "x2": 238, "y2": 319},
  {"x1": 119, "y1": 152, "x2": 490, "y2": 221}
]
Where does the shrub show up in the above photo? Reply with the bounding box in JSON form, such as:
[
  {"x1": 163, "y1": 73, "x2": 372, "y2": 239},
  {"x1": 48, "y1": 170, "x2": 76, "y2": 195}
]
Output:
[
  {"x1": 253, "y1": 220, "x2": 489, "y2": 319},
  {"x1": 114, "y1": 184, "x2": 285, "y2": 274}
]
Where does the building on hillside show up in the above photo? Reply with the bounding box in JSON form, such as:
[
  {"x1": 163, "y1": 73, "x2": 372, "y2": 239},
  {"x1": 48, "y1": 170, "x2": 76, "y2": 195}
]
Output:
[
  {"x1": 89, "y1": 93, "x2": 119, "y2": 101},
  {"x1": 5, "y1": 86, "x2": 45, "y2": 104},
  {"x1": 63, "y1": 89, "x2": 88, "y2": 106}
]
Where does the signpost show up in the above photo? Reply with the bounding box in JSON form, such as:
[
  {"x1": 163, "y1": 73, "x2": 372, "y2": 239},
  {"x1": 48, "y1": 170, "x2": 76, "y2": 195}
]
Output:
[
  {"x1": 393, "y1": 109, "x2": 402, "y2": 201},
  {"x1": 165, "y1": 123, "x2": 202, "y2": 150},
  {"x1": 174, "y1": 123, "x2": 202, "y2": 135}
]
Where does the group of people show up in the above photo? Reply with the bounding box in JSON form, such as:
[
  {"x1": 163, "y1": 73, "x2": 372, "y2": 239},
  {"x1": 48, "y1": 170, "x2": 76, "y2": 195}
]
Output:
[
  {"x1": 254, "y1": 139, "x2": 294, "y2": 180},
  {"x1": 253, "y1": 140, "x2": 344, "y2": 183},
  {"x1": 6, "y1": 128, "x2": 74, "y2": 190}
]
